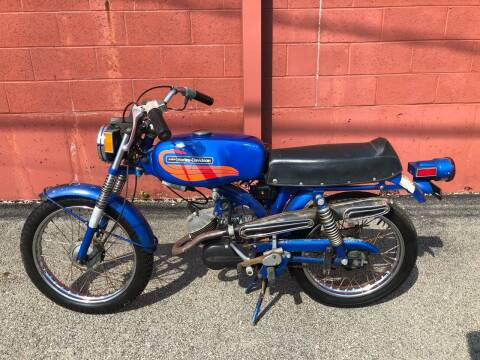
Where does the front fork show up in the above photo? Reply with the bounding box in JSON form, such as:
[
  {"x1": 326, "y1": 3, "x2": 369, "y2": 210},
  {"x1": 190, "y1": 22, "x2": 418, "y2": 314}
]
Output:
[
  {"x1": 76, "y1": 133, "x2": 130, "y2": 263},
  {"x1": 76, "y1": 173, "x2": 127, "y2": 262}
]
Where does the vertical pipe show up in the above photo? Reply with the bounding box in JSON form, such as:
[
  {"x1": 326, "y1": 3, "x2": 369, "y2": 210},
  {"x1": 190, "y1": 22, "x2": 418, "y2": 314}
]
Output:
[{"x1": 242, "y1": 0, "x2": 262, "y2": 138}]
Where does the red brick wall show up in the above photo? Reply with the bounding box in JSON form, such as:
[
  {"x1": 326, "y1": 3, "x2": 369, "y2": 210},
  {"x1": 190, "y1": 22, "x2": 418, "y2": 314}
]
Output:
[{"x1": 0, "y1": 0, "x2": 478, "y2": 199}]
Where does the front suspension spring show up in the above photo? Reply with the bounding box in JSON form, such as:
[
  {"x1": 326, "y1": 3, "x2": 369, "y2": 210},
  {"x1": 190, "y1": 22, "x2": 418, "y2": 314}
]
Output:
[
  {"x1": 112, "y1": 174, "x2": 127, "y2": 194},
  {"x1": 96, "y1": 174, "x2": 116, "y2": 210},
  {"x1": 316, "y1": 201, "x2": 343, "y2": 247}
]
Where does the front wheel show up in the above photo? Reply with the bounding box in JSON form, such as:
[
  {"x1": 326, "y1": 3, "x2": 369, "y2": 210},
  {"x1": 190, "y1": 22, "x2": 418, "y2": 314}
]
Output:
[
  {"x1": 290, "y1": 203, "x2": 418, "y2": 307},
  {"x1": 21, "y1": 198, "x2": 153, "y2": 313}
]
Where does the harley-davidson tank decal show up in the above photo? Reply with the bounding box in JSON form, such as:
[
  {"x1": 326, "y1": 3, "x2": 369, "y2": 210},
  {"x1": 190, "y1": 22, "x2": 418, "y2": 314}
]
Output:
[{"x1": 159, "y1": 149, "x2": 239, "y2": 181}]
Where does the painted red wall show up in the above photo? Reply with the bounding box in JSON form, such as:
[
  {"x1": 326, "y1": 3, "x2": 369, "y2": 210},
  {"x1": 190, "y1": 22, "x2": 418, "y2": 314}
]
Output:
[{"x1": 0, "y1": 0, "x2": 477, "y2": 199}]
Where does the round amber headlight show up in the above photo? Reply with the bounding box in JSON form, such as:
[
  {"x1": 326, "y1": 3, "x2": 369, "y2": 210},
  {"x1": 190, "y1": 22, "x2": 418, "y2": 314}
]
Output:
[{"x1": 96, "y1": 125, "x2": 119, "y2": 162}]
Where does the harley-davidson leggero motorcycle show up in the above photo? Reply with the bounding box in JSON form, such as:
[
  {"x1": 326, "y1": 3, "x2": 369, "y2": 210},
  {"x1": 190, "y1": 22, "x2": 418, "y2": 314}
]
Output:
[{"x1": 21, "y1": 86, "x2": 455, "y2": 324}]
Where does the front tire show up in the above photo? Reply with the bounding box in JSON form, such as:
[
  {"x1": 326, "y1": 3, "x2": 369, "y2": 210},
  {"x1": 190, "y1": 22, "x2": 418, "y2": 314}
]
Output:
[
  {"x1": 290, "y1": 202, "x2": 418, "y2": 307},
  {"x1": 21, "y1": 198, "x2": 153, "y2": 313}
]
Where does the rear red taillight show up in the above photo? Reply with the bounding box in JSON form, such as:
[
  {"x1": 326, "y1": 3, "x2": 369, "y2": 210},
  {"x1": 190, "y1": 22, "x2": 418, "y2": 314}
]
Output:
[{"x1": 415, "y1": 168, "x2": 437, "y2": 178}]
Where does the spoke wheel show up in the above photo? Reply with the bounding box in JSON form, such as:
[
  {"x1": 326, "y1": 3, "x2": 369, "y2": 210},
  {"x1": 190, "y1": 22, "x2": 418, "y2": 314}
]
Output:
[
  {"x1": 21, "y1": 198, "x2": 153, "y2": 313},
  {"x1": 290, "y1": 200, "x2": 418, "y2": 307},
  {"x1": 303, "y1": 216, "x2": 405, "y2": 298}
]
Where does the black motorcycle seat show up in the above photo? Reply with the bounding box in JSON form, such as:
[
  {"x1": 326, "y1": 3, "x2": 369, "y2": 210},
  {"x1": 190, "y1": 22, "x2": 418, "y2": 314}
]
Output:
[{"x1": 266, "y1": 138, "x2": 402, "y2": 187}]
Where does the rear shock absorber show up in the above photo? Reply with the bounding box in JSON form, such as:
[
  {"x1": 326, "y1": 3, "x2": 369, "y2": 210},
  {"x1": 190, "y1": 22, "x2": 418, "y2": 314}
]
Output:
[{"x1": 315, "y1": 195, "x2": 344, "y2": 248}]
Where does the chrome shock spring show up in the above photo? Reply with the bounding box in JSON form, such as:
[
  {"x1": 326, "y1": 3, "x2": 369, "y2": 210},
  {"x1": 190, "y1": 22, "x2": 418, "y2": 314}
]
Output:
[
  {"x1": 96, "y1": 174, "x2": 117, "y2": 210},
  {"x1": 112, "y1": 174, "x2": 127, "y2": 194},
  {"x1": 316, "y1": 197, "x2": 344, "y2": 247}
]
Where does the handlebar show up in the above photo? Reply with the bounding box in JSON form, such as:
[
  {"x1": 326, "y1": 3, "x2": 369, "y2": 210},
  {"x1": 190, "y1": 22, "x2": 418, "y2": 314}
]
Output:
[
  {"x1": 192, "y1": 90, "x2": 214, "y2": 106},
  {"x1": 147, "y1": 107, "x2": 171, "y2": 141},
  {"x1": 125, "y1": 85, "x2": 215, "y2": 146}
]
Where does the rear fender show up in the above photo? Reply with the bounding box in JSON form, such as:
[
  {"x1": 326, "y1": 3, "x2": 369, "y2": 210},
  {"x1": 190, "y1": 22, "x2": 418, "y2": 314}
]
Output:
[{"x1": 42, "y1": 183, "x2": 157, "y2": 253}]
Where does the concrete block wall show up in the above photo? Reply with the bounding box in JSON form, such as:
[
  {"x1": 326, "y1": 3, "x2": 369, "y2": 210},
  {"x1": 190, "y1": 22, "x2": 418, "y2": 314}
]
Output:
[
  {"x1": 0, "y1": 0, "x2": 478, "y2": 199},
  {"x1": 0, "y1": 0, "x2": 243, "y2": 199},
  {"x1": 267, "y1": 0, "x2": 480, "y2": 194}
]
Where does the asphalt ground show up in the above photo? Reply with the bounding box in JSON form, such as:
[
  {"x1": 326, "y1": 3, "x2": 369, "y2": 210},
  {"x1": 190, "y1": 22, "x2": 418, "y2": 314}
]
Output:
[{"x1": 0, "y1": 196, "x2": 479, "y2": 360}]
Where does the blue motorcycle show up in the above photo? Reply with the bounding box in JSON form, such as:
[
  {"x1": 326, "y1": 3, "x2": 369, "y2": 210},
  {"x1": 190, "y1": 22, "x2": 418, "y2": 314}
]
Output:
[{"x1": 21, "y1": 85, "x2": 455, "y2": 324}]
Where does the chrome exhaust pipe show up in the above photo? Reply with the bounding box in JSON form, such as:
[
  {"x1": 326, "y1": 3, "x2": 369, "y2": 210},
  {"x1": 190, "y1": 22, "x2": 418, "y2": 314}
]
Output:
[{"x1": 171, "y1": 198, "x2": 390, "y2": 256}]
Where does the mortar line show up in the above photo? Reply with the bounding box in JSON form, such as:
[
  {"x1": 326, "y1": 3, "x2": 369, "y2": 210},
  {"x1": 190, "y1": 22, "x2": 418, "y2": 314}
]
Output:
[{"x1": 315, "y1": 0, "x2": 323, "y2": 107}]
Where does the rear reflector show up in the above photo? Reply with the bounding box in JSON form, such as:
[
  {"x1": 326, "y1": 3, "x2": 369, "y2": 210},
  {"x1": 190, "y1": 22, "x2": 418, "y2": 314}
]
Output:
[{"x1": 416, "y1": 167, "x2": 437, "y2": 177}]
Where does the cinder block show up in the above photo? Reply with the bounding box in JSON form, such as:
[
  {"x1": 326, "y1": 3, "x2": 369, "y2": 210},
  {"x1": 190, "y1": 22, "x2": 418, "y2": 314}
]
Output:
[
  {"x1": 71, "y1": 80, "x2": 133, "y2": 111},
  {"x1": 5, "y1": 82, "x2": 71, "y2": 113},
  {"x1": 0, "y1": 49, "x2": 34, "y2": 81},
  {"x1": 134, "y1": 0, "x2": 224, "y2": 10},
  {"x1": 89, "y1": 0, "x2": 134, "y2": 10},
  {"x1": 273, "y1": 9, "x2": 319, "y2": 43},
  {"x1": 125, "y1": 11, "x2": 190, "y2": 45},
  {"x1": 160, "y1": 46, "x2": 225, "y2": 77},
  {"x1": 0, "y1": 85, "x2": 8, "y2": 113},
  {"x1": 57, "y1": 12, "x2": 127, "y2": 46},
  {"x1": 318, "y1": 76, "x2": 376, "y2": 106},
  {"x1": 376, "y1": 74, "x2": 438, "y2": 104},
  {"x1": 350, "y1": 42, "x2": 412, "y2": 74},
  {"x1": 323, "y1": 0, "x2": 354, "y2": 8},
  {"x1": 287, "y1": 44, "x2": 317, "y2": 76},
  {"x1": 22, "y1": 0, "x2": 90, "y2": 11},
  {"x1": 320, "y1": 8, "x2": 383, "y2": 42},
  {"x1": 446, "y1": 6, "x2": 480, "y2": 39},
  {"x1": 437, "y1": 73, "x2": 480, "y2": 103},
  {"x1": 225, "y1": 45, "x2": 243, "y2": 77},
  {"x1": 0, "y1": 0, "x2": 23, "y2": 11},
  {"x1": 318, "y1": 44, "x2": 349, "y2": 75},
  {"x1": 272, "y1": 44, "x2": 287, "y2": 76},
  {"x1": 96, "y1": 47, "x2": 163, "y2": 78},
  {"x1": 194, "y1": 78, "x2": 243, "y2": 109},
  {"x1": 191, "y1": 10, "x2": 242, "y2": 44},
  {"x1": 272, "y1": 77, "x2": 316, "y2": 107},
  {"x1": 0, "y1": 13, "x2": 59, "y2": 47},
  {"x1": 412, "y1": 41, "x2": 475, "y2": 73},
  {"x1": 31, "y1": 48, "x2": 97, "y2": 80},
  {"x1": 382, "y1": 7, "x2": 448, "y2": 41}
]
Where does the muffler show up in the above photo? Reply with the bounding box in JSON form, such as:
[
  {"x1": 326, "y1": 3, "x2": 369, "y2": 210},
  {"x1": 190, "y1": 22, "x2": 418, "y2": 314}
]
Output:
[
  {"x1": 330, "y1": 197, "x2": 390, "y2": 221},
  {"x1": 237, "y1": 209, "x2": 316, "y2": 239}
]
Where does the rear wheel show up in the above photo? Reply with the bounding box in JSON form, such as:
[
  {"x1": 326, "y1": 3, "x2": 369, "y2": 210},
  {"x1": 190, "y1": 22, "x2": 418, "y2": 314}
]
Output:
[
  {"x1": 21, "y1": 198, "x2": 153, "y2": 313},
  {"x1": 290, "y1": 198, "x2": 417, "y2": 307}
]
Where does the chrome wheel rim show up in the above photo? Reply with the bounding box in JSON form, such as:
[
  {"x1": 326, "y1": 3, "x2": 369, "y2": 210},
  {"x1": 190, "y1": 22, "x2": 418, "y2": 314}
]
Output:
[
  {"x1": 32, "y1": 206, "x2": 137, "y2": 304},
  {"x1": 302, "y1": 216, "x2": 405, "y2": 298}
]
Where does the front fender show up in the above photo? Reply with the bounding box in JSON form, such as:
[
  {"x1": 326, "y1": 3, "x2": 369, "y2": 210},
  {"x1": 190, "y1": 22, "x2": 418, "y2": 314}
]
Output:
[{"x1": 42, "y1": 183, "x2": 157, "y2": 253}]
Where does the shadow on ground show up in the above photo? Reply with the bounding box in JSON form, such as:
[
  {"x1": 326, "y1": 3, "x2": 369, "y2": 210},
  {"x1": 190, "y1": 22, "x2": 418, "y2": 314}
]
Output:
[
  {"x1": 467, "y1": 332, "x2": 480, "y2": 360},
  {"x1": 125, "y1": 235, "x2": 444, "y2": 320}
]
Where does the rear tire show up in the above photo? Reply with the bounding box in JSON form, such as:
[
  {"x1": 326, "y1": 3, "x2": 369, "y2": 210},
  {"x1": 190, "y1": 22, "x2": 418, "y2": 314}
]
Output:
[
  {"x1": 290, "y1": 200, "x2": 417, "y2": 307},
  {"x1": 21, "y1": 198, "x2": 153, "y2": 313}
]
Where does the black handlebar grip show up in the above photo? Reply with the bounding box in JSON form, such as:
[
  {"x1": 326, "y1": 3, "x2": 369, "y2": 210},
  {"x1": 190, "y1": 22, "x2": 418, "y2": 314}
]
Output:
[
  {"x1": 193, "y1": 90, "x2": 214, "y2": 106},
  {"x1": 148, "y1": 108, "x2": 171, "y2": 141}
]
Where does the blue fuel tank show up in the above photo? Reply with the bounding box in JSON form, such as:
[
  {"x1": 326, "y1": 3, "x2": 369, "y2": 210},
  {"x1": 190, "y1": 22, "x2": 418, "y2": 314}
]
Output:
[{"x1": 149, "y1": 132, "x2": 266, "y2": 188}]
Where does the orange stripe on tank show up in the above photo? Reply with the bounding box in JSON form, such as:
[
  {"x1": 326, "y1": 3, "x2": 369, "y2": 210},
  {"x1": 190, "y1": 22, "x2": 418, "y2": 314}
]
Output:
[{"x1": 158, "y1": 149, "x2": 239, "y2": 181}]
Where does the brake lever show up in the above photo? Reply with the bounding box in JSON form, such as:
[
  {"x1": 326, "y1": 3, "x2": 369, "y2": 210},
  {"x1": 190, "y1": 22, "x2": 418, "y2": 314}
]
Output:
[{"x1": 122, "y1": 104, "x2": 143, "y2": 151}]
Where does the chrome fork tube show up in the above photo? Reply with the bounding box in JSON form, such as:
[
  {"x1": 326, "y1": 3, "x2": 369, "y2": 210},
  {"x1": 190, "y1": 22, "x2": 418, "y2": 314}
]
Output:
[
  {"x1": 88, "y1": 133, "x2": 130, "y2": 229},
  {"x1": 77, "y1": 133, "x2": 130, "y2": 262}
]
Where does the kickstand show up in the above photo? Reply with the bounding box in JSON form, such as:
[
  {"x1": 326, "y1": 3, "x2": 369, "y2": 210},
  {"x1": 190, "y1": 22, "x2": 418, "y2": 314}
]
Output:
[{"x1": 251, "y1": 279, "x2": 267, "y2": 326}]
